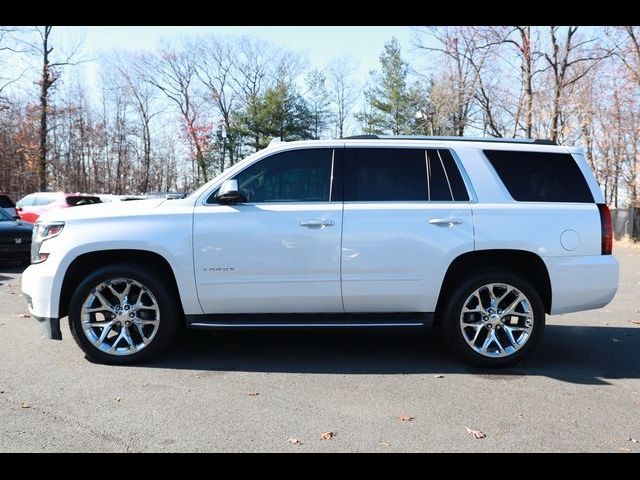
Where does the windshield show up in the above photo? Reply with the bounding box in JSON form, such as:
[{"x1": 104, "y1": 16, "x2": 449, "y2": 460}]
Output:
[{"x1": 0, "y1": 208, "x2": 14, "y2": 221}]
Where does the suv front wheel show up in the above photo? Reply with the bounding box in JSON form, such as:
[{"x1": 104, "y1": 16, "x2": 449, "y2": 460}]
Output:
[
  {"x1": 441, "y1": 270, "x2": 545, "y2": 367},
  {"x1": 68, "y1": 263, "x2": 180, "y2": 365}
]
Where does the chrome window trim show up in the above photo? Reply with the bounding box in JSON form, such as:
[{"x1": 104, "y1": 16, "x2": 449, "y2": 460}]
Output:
[{"x1": 200, "y1": 144, "x2": 478, "y2": 206}]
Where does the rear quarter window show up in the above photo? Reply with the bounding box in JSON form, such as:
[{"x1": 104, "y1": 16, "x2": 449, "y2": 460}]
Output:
[
  {"x1": 66, "y1": 196, "x2": 102, "y2": 206},
  {"x1": 484, "y1": 150, "x2": 594, "y2": 203}
]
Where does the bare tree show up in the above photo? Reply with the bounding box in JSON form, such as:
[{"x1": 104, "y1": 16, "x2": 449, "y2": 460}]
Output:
[
  {"x1": 105, "y1": 52, "x2": 160, "y2": 193},
  {"x1": 194, "y1": 36, "x2": 237, "y2": 169},
  {"x1": 20, "y1": 26, "x2": 85, "y2": 191},
  {"x1": 542, "y1": 26, "x2": 611, "y2": 142},
  {"x1": 414, "y1": 26, "x2": 489, "y2": 136},
  {"x1": 143, "y1": 41, "x2": 210, "y2": 183},
  {"x1": 327, "y1": 54, "x2": 358, "y2": 138}
]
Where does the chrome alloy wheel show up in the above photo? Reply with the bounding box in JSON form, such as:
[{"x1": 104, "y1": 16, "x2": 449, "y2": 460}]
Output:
[
  {"x1": 80, "y1": 278, "x2": 160, "y2": 356},
  {"x1": 459, "y1": 283, "x2": 534, "y2": 358}
]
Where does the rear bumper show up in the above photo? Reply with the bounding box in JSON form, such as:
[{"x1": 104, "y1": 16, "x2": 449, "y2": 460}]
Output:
[{"x1": 545, "y1": 254, "x2": 619, "y2": 315}]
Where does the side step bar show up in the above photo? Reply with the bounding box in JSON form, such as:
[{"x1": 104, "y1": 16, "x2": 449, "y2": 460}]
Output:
[{"x1": 186, "y1": 313, "x2": 433, "y2": 329}]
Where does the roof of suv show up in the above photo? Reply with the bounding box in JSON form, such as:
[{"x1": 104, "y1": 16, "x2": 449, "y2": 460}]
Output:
[
  {"x1": 344, "y1": 135, "x2": 558, "y2": 145},
  {"x1": 263, "y1": 136, "x2": 584, "y2": 155}
]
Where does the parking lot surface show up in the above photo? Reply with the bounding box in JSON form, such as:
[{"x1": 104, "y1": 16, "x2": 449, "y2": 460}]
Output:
[{"x1": 1, "y1": 245, "x2": 639, "y2": 452}]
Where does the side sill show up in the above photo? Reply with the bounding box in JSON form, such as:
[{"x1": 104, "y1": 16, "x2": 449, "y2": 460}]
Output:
[{"x1": 186, "y1": 312, "x2": 433, "y2": 329}]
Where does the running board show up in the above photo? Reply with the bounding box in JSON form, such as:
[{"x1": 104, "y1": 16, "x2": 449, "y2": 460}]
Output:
[{"x1": 186, "y1": 313, "x2": 433, "y2": 329}]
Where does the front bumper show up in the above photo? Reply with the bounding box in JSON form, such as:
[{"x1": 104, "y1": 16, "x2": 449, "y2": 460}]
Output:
[{"x1": 22, "y1": 261, "x2": 63, "y2": 339}]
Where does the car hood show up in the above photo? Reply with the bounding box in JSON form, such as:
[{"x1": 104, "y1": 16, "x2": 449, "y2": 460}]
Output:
[
  {"x1": 0, "y1": 220, "x2": 33, "y2": 236},
  {"x1": 37, "y1": 198, "x2": 168, "y2": 223}
]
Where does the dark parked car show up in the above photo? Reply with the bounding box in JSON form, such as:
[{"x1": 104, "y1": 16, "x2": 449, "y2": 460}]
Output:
[{"x1": 0, "y1": 208, "x2": 32, "y2": 264}]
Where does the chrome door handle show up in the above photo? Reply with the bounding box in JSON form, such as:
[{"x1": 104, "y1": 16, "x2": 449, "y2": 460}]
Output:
[
  {"x1": 428, "y1": 218, "x2": 463, "y2": 226},
  {"x1": 299, "y1": 219, "x2": 335, "y2": 227}
]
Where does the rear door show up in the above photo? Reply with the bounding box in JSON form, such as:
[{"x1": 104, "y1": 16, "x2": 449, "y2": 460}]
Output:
[{"x1": 341, "y1": 147, "x2": 475, "y2": 313}]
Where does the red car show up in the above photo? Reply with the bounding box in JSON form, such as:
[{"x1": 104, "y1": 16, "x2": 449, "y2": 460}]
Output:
[{"x1": 16, "y1": 192, "x2": 102, "y2": 224}]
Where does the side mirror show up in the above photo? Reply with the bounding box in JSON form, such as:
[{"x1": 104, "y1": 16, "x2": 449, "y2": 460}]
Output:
[
  {"x1": 216, "y1": 179, "x2": 244, "y2": 205},
  {"x1": 16, "y1": 206, "x2": 23, "y2": 212}
]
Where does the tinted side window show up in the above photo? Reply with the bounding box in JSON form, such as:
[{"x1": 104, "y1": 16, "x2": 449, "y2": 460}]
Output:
[
  {"x1": 484, "y1": 150, "x2": 594, "y2": 203},
  {"x1": 428, "y1": 150, "x2": 452, "y2": 201},
  {"x1": 67, "y1": 196, "x2": 102, "y2": 206},
  {"x1": 438, "y1": 149, "x2": 470, "y2": 201},
  {"x1": 345, "y1": 148, "x2": 428, "y2": 201},
  {"x1": 228, "y1": 148, "x2": 333, "y2": 203}
]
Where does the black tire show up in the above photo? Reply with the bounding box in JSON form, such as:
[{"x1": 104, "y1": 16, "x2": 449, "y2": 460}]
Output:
[
  {"x1": 441, "y1": 270, "x2": 545, "y2": 368},
  {"x1": 68, "y1": 263, "x2": 180, "y2": 365}
]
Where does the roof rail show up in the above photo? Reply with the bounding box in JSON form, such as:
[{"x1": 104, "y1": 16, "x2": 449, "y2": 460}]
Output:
[
  {"x1": 267, "y1": 137, "x2": 284, "y2": 147},
  {"x1": 342, "y1": 135, "x2": 558, "y2": 145}
]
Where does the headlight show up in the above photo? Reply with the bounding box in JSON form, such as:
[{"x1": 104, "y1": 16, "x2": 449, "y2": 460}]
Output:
[{"x1": 31, "y1": 221, "x2": 65, "y2": 264}]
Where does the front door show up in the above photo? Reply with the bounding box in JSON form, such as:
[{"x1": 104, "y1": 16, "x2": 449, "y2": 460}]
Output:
[{"x1": 193, "y1": 148, "x2": 344, "y2": 314}]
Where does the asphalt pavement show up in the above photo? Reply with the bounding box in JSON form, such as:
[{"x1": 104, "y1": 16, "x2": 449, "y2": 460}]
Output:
[{"x1": 1, "y1": 245, "x2": 639, "y2": 452}]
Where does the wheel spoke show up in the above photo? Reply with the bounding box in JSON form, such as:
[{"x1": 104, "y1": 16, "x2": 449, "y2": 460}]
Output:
[
  {"x1": 109, "y1": 329, "x2": 125, "y2": 351},
  {"x1": 133, "y1": 323, "x2": 150, "y2": 342},
  {"x1": 503, "y1": 325, "x2": 519, "y2": 347},
  {"x1": 502, "y1": 293, "x2": 523, "y2": 316},
  {"x1": 122, "y1": 327, "x2": 135, "y2": 348},
  {"x1": 91, "y1": 321, "x2": 114, "y2": 346},
  {"x1": 121, "y1": 281, "x2": 133, "y2": 303},
  {"x1": 480, "y1": 331, "x2": 495, "y2": 353},
  {"x1": 95, "y1": 290, "x2": 115, "y2": 310}
]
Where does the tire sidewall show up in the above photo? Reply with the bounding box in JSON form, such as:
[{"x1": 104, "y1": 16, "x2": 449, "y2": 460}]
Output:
[
  {"x1": 442, "y1": 270, "x2": 545, "y2": 367},
  {"x1": 68, "y1": 263, "x2": 179, "y2": 365}
]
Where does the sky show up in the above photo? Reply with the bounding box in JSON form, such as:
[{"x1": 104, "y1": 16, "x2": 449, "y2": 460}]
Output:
[{"x1": 53, "y1": 26, "x2": 417, "y2": 85}]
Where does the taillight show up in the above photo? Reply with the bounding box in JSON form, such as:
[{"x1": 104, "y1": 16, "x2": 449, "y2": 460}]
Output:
[{"x1": 597, "y1": 204, "x2": 612, "y2": 255}]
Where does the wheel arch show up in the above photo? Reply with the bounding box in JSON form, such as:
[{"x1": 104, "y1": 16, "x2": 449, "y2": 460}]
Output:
[
  {"x1": 434, "y1": 249, "x2": 552, "y2": 324},
  {"x1": 59, "y1": 249, "x2": 184, "y2": 319}
]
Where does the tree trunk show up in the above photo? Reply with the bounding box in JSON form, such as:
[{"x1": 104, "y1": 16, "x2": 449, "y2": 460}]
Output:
[
  {"x1": 38, "y1": 26, "x2": 53, "y2": 192},
  {"x1": 521, "y1": 27, "x2": 534, "y2": 138}
]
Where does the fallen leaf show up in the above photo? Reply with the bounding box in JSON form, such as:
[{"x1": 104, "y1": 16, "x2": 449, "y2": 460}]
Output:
[
  {"x1": 619, "y1": 447, "x2": 632, "y2": 452},
  {"x1": 630, "y1": 320, "x2": 640, "y2": 325},
  {"x1": 20, "y1": 402, "x2": 31, "y2": 409},
  {"x1": 287, "y1": 437, "x2": 301, "y2": 445},
  {"x1": 611, "y1": 338, "x2": 622, "y2": 343},
  {"x1": 628, "y1": 437, "x2": 639, "y2": 443},
  {"x1": 379, "y1": 442, "x2": 391, "y2": 447},
  {"x1": 434, "y1": 374, "x2": 444, "y2": 378},
  {"x1": 17, "y1": 314, "x2": 30, "y2": 318},
  {"x1": 602, "y1": 322, "x2": 609, "y2": 326},
  {"x1": 114, "y1": 397, "x2": 122, "y2": 402},
  {"x1": 246, "y1": 392, "x2": 260, "y2": 397},
  {"x1": 466, "y1": 427, "x2": 486, "y2": 439},
  {"x1": 399, "y1": 415, "x2": 414, "y2": 422},
  {"x1": 320, "y1": 431, "x2": 335, "y2": 440}
]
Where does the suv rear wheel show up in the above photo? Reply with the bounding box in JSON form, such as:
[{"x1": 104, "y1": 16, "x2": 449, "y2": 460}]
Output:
[
  {"x1": 68, "y1": 263, "x2": 180, "y2": 365},
  {"x1": 441, "y1": 270, "x2": 545, "y2": 367}
]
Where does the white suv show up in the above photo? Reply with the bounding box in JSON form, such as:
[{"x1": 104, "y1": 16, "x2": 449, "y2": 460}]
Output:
[{"x1": 21, "y1": 136, "x2": 619, "y2": 367}]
